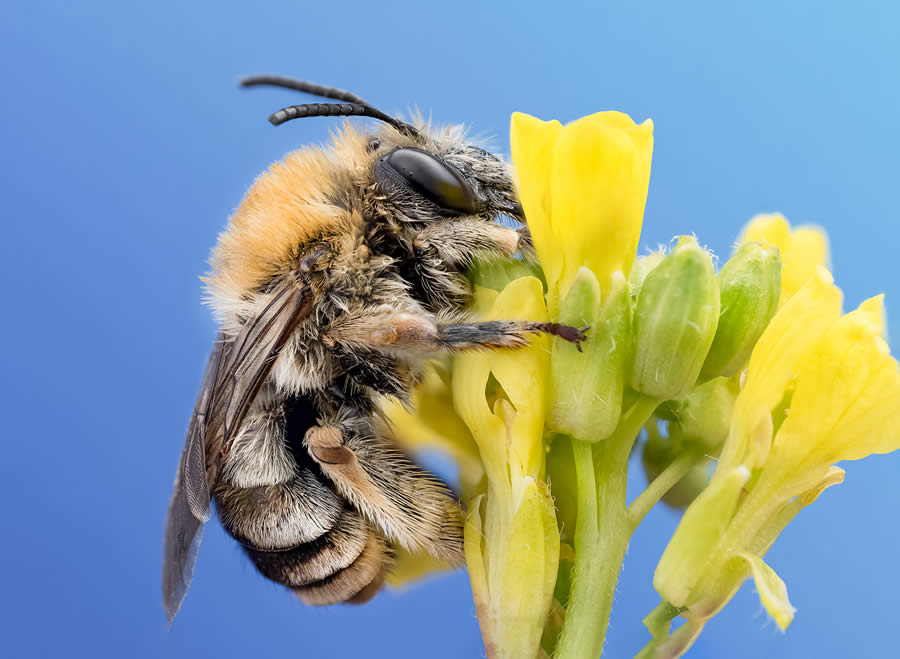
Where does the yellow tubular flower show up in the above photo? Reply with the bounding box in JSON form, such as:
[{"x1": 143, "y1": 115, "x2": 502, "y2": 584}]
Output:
[
  {"x1": 740, "y1": 213, "x2": 830, "y2": 302},
  {"x1": 511, "y1": 111, "x2": 653, "y2": 300},
  {"x1": 453, "y1": 276, "x2": 550, "y2": 489},
  {"x1": 452, "y1": 277, "x2": 559, "y2": 659},
  {"x1": 654, "y1": 267, "x2": 900, "y2": 647}
]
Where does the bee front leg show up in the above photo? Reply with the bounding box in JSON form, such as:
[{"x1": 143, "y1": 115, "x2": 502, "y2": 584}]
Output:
[
  {"x1": 409, "y1": 217, "x2": 534, "y2": 310},
  {"x1": 303, "y1": 418, "x2": 464, "y2": 564},
  {"x1": 413, "y1": 217, "x2": 528, "y2": 267}
]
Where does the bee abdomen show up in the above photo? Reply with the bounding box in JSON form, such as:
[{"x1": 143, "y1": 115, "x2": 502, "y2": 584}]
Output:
[
  {"x1": 215, "y1": 469, "x2": 343, "y2": 551},
  {"x1": 293, "y1": 522, "x2": 391, "y2": 606},
  {"x1": 243, "y1": 508, "x2": 366, "y2": 588},
  {"x1": 215, "y1": 473, "x2": 390, "y2": 605}
]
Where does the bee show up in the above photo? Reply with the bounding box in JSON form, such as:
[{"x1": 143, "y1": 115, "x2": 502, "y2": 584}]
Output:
[{"x1": 163, "y1": 74, "x2": 587, "y2": 622}]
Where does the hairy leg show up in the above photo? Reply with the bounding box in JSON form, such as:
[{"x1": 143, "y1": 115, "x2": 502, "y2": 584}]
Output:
[
  {"x1": 303, "y1": 417, "x2": 464, "y2": 563},
  {"x1": 324, "y1": 307, "x2": 588, "y2": 354},
  {"x1": 413, "y1": 217, "x2": 525, "y2": 268}
]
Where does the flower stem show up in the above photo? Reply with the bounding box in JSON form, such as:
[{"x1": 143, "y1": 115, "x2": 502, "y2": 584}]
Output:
[
  {"x1": 555, "y1": 396, "x2": 660, "y2": 659},
  {"x1": 626, "y1": 449, "x2": 704, "y2": 536},
  {"x1": 633, "y1": 601, "x2": 683, "y2": 659}
]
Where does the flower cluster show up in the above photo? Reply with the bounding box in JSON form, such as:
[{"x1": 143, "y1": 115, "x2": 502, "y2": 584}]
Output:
[{"x1": 384, "y1": 111, "x2": 900, "y2": 659}]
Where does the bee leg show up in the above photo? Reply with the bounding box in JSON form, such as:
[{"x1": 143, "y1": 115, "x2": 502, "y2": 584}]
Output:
[
  {"x1": 325, "y1": 309, "x2": 589, "y2": 355},
  {"x1": 303, "y1": 418, "x2": 464, "y2": 564},
  {"x1": 409, "y1": 218, "x2": 533, "y2": 309},
  {"x1": 437, "y1": 320, "x2": 589, "y2": 351},
  {"x1": 412, "y1": 217, "x2": 526, "y2": 267}
]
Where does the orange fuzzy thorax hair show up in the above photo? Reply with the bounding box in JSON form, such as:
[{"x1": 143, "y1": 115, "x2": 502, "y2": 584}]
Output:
[{"x1": 205, "y1": 125, "x2": 371, "y2": 300}]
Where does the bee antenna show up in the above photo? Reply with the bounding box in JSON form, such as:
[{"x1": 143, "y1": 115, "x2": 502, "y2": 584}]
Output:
[
  {"x1": 267, "y1": 103, "x2": 420, "y2": 139},
  {"x1": 239, "y1": 74, "x2": 370, "y2": 106}
]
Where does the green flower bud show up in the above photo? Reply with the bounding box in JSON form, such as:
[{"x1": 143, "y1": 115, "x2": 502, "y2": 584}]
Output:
[
  {"x1": 549, "y1": 267, "x2": 630, "y2": 442},
  {"x1": 630, "y1": 237, "x2": 720, "y2": 399},
  {"x1": 628, "y1": 250, "x2": 665, "y2": 298},
  {"x1": 666, "y1": 377, "x2": 739, "y2": 455},
  {"x1": 702, "y1": 242, "x2": 782, "y2": 378}
]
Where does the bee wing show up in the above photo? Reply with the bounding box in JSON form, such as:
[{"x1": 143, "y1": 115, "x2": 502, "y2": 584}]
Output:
[{"x1": 162, "y1": 283, "x2": 314, "y2": 623}]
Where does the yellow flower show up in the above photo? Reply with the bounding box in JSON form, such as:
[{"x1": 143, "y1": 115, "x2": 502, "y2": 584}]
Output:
[
  {"x1": 453, "y1": 277, "x2": 551, "y2": 489},
  {"x1": 740, "y1": 213, "x2": 830, "y2": 303},
  {"x1": 452, "y1": 278, "x2": 560, "y2": 658},
  {"x1": 511, "y1": 110, "x2": 653, "y2": 442},
  {"x1": 510, "y1": 111, "x2": 653, "y2": 301},
  {"x1": 654, "y1": 266, "x2": 900, "y2": 643}
]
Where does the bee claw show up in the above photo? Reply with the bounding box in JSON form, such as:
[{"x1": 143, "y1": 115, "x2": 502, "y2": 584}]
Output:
[{"x1": 537, "y1": 323, "x2": 591, "y2": 350}]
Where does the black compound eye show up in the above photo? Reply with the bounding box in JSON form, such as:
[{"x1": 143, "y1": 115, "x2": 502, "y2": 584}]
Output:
[{"x1": 378, "y1": 147, "x2": 477, "y2": 214}]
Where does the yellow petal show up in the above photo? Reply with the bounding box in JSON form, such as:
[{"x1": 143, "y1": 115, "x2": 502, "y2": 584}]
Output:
[
  {"x1": 483, "y1": 276, "x2": 550, "y2": 483},
  {"x1": 739, "y1": 214, "x2": 831, "y2": 303},
  {"x1": 740, "y1": 213, "x2": 792, "y2": 255},
  {"x1": 654, "y1": 466, "x2": 751, "y2": 608},
  {"x1": 782, "y1": 226, "x2": 830, "y2": 300},
  {"x1": 452, "y1": 276, "x2": 550, "y2": 488},
  {"x1": 739, "y1": 553, "x2": 795, "y2": 631},
  {"x1": 551, "y1": 112, "x2": 653, "y2": 297},
  {"x1": 386, "y1": 545, "x2": 455, "y2": 588},
  {"x1": 771, "y1": 294, "x2": 900, "y2": 467},
  {"x1": 799, "y1": 466, "x2": 845, "y2": 506},
  {"x1": 719, "y1": 267, "x2": 842, "y2": 470},
  {"x1": 855, "y1": 294, "x2": 887, "y2": 338},
  {"x1": 472, "y1": 284, "x2": 500, "y2": 315},
  {"x1": 453, "y1": 348, "x2": 507, "y2": 489},
  {"x1": 510, "y1": 112, "x2": 564, "y2": 291}
]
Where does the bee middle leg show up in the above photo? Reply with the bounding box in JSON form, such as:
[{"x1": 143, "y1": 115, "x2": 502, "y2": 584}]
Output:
[
  {"x1": 303, "y1": 416, "x2": 464, "y2": 564},
  {"x1": 324, "y1": 308, "x2": 588, "y2": 355}
]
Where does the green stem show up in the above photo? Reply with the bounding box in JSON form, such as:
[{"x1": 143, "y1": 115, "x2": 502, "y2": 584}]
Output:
[
  {"x1": 625, "y1": 449, "x2": 704, "y2": 536},
  {"x1": 555, "y1": 396, "x2": 660, "y2": 659},
  {"x1": 633, "y1": 601, "x2": 683, "y2": 659}
]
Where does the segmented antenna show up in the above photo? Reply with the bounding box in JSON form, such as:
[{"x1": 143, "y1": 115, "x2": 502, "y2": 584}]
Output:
[
  {"x1": 241, "y1": 73, "x2": 420, "y2": 139},
  {"x1": 240, "y1": 74, "x2": 369, "y2": 105},
  {"x1": 266, "y1": 102, "x2": 415, "y2": 136}
]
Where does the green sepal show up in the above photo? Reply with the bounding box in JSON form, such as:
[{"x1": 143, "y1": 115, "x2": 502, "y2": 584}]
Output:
[
  {"x1": 549, "y1": 268, "x2": 631, "y2": 442},
  {"x1": 702, "y1": 242, "x2": 781, "y2": 377}
]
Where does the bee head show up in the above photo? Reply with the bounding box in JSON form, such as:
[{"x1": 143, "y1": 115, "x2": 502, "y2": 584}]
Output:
[{"x1": 241, "y1": 74, "x2": 524, "y2": 227}]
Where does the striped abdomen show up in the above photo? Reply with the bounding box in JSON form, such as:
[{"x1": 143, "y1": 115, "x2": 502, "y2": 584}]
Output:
[{"x1": 212, "y1": 391, "x2": 391, "y2": 605}]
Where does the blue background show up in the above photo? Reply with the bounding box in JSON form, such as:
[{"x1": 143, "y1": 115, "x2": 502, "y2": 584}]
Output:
[{"x1": 2, "y1": 1, "x2": 897, "y2": 657}]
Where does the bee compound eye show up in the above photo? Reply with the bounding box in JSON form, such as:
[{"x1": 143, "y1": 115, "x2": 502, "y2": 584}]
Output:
[{"x1": 378, "y1": 147, "x2": 477, "y2": 214}]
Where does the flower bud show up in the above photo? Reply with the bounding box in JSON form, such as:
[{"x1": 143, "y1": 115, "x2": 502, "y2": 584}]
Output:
[
  {"x1": 628, "y1": 250, "x2": 665, "y2": 298},
  {"x1": 630, "y1": 237, "x2": 720, "y2": 399},
  {"x1": 549, "y1": 267, "x2": 630, "y2": 441},
  {"x1": 702, "y1": 243, "x2": 781, "y2": 378},
  {"x1": 664, "y1": 377, "x2": 739, "y2": 455}
]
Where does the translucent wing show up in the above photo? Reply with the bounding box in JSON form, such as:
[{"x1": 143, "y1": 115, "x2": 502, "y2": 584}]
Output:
[{"x1": 162, "y1": 283, "x2": 314, "y2": 623}]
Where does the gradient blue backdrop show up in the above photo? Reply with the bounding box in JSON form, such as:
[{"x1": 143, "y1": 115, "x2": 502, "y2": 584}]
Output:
[{"x1": 2, "y1": 1, "x2": 897, "y2": 657}]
